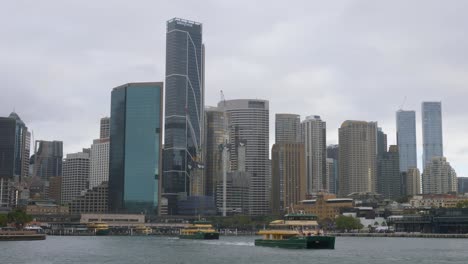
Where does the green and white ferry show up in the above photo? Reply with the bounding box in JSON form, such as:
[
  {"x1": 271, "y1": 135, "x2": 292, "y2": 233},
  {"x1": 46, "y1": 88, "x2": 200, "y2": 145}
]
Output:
[{"x1": 255, "y1": 213, "x2": 335, "y2": 249}]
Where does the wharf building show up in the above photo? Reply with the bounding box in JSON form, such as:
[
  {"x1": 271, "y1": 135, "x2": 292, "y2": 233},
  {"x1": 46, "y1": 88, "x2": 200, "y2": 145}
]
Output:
[
  {"x1": 422, "y1": 157, "x2": 457, "y2": 194},
  {"x1": 162, "y1": 18, "x2": 205, "y2": 215},
  {"x1": 338, "y1": 121, "x2": 378, "y2": 197},
  {"x1": 301, "y1": 115, "x2": 327, "y2": 194},
  {"x1": 422, "y1": 102, "x2": 443, "y2": 168},
  {"x1": 61, "y1": 150, "x2": 90, "y2": 204},
  {"x1": 220, "y1": 99, "x2": 270, "y2": 216},
  {"x1": 109, "y1": 82, "x2": 163, "y2": 215},
  {"x1": 295, "y1": 193, "x2": 353, "y2": 221}
]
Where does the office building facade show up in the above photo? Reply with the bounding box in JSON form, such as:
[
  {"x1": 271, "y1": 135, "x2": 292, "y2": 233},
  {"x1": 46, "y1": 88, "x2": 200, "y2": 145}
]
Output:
[
  {"x1": 338, "y1": 121, "x2": 378, "y2": 197},
  {"x1": 422, "y1": 102, "x2": 443, "y2": 168},
  {"x1": 33, "y1": 140, "x2": 63, "y2": 180},
  {"x1": 406, "y1": 168, "x2": 421, "y2": 196},
  {"x1": 301, "y1": 115, "x2": 327, "y2": 194},
  {"x1": 220, "y1": 99, "x2": 269, "y2": 215},
  {"x1": 90, "y1": 138, "x2": 109, "y2": 189},
  {"x1": 422, "y1": 157, "x2": 457, "y2": 194},
  {"x1": 163, "y1": 18, "x2": 205, "y2": 214},
  {"x1": 396, "y1": 110, "x2": 417, "y2": 172},
  {"x1": 377, "y1": 145, "x2": 401, "y2": 199},
  {"x1": 100, "y1": 117, "x2": 110, "y2": 139},
  {"x1": 109, "y1": 82, "x2": 163, "y2": 214},
  {"x1": 275, "y1": 114, "x2": 301, "y2": 144},
  {"x1": 61, "y1": 151, "x2": 90, "y2": 204}
]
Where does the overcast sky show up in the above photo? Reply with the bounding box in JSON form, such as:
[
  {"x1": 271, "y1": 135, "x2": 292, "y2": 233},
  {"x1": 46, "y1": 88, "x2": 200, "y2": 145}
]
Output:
[{"x1": 1, "y1": 0, "x2": 467, "y2": 176}]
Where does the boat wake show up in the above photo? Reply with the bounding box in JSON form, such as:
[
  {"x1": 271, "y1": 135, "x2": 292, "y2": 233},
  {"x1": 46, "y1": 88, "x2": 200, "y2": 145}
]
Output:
[{"x1": 200, "y1": 240, "x2": 254, "y2": 247}]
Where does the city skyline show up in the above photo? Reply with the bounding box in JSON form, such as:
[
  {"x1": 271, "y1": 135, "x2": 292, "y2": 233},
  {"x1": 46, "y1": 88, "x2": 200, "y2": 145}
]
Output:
[{"x1": 1, "y1": 1, "x2": 467, "y2": 177}]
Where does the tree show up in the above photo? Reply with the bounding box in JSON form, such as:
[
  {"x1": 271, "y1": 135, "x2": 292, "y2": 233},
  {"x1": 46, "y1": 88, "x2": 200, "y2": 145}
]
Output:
[
  {"x1": 456, "y1": 200, "x2": 468, "y2": 208},
  {"x1": 7, "y1": 209, "x2": 33, "y2": 229},
  {"x1": 335, "y1": 215, "x2": 363, "y2": 232},
  {"x1": 0, "y1": 214, "x2": 7, "y2": 227}
]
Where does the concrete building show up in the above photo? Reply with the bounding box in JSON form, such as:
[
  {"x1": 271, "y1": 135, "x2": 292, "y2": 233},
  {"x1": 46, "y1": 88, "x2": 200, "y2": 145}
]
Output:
[
  {"x1": 100, "y1": 117, "x2": 110, "y2": 139},
  {"x1": 61, "y1": 150, "x2": 90, "y2": 204},
  {"x1": 406, "y1": 168, "x2": 421, "y2": 196},
  {"x1": 422, "y1": 157, "x2": 457, "y2": 194},
  {"x1": 377, "y1": 145, "x2": 401, "y2": 200},
  {"x1": 90, "y1": 138, "x2": 109, "y2": 189},
  {"x1": 70, "y1": 182, "x2": 108, "y2": 214},
  {"x1": 48, "y1": 176, "x2": 62, "y2": 204},
  {"x1": 162, "y1": 18, "x2": 205, "y2": 215},
  {"x1": 409, "y1": 194, "x2": 466, "y2": 208},
  {"x1": 220, "y1": 99, "x2": 269, "y2": 216},
  {"x1": 271, "y1": 143, "x2": 306, "y2": 214},
  {"x1": 338, "y1": 121, "x2": 378, "y2": 197},
  {"x1": 396, "y1": 110, "x2": 417, "y2": 172},
  {"x1": 275, "y1": 114, "x2": 301, "y2": 144},
  {"x1": 109, "y1": 82, "x2": 163, "y2": 214},
  {"x1": 422, "y1": 102, "x2": 443, "y2": 168},
  {"x1": 80, "y1": 213, "x2": 145, "y2": 225},
  {"x1": 301, "y1": 115, "x2": 327, "y2": 194}
]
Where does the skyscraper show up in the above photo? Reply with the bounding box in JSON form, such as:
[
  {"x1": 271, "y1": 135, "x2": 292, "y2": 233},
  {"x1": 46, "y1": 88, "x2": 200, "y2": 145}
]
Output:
[
  {"x1": 406, "y1": 168, "x2": 421, "y2": 196},
  {"x1": 90, "y1": 138, "x2": 109, "y2": 189},
  {"x1": 100, "y1": 117, "x2": 110, "y2": 139},
  {"x1": 109, "y1": 82, "x2": 163, "y2": 214},
  {"x1": 220, "y1": 99, "x2": 269, "y2": 215},
  {"x1": 275, "y1": 114, "x2": 300, "y2": 144},
  {"x1": 338, "y1": 121, "x2": 378, "y2": 197},
  {"x1": 301, "y1": 115, "x2": 327, "y2": 194},
  {"x1": 271, "y1": 143, "x2": 306, "y2": 214},
  {"x1": 204, "y1": 107, "x2": 229, "y2": 199},
  {"x1": 396, "y1": 110, "x2": 417, "y2": 172},
  {"x1": 422, "y1": 157, "x2": 457, "y2": 194},
  {"x1": 326, "y1": 158, "x2": 337, "y2": 194},
  {"x1": 327, "y1": 145, "x2": 339, "y2": 193},
  {"x1": 33, "y1": 140, "x2": 63, "y2": 180},
  {"x1": 61, "y1": 150, "x2": 90, "y2": 204},
  {"x1": 377, "y1": 145, "x2": 401, "y2": 199},
  {"x1": 422, "y1": 102, "x2": 443, "y2": 168},
  {"x1": 163, "y1": 18, "x2": 205, "y2": 214}
]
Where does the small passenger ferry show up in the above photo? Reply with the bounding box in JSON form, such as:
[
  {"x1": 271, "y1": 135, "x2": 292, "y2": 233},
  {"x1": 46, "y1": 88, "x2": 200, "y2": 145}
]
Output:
[
  {"x1": 87, "y1": 222, "x2": 110, "y2": 236},
  {"x1": 255, "y1": 213, "x2": 335, "y2": 249},
  {"x1": 179, "y1": 220, "x2": 219, "y2": 240}
]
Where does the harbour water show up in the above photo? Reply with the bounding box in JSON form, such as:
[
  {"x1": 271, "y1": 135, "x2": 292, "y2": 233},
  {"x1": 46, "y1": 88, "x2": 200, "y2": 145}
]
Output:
[{"x1": 2, "y1": 235, "x2": 468, "y2": 264}]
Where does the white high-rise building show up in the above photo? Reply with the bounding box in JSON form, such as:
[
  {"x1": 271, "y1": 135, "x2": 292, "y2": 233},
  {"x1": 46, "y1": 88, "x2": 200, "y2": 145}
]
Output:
[
  {"x1": 219, "y1": 99, "x2": 269, "y2": 216},
  {"x1": 422, "y1": 157, "x2": 457, "y2": 194},
  {"x1": 61, "y1": 150, "x2": 90, "y2": 204},
  {"x1": 301, "y1": 115, "x2": 327, "y2": 194},
  {"x1": 89, "y1": 139, "x2": 109, "y2": 189}
]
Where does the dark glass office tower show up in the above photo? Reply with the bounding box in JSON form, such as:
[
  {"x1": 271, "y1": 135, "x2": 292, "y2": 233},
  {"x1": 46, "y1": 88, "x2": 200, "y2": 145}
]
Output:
[
  {"x1": 163, "y1": 18, "x2": 204, "y2": 214},
  {"x1": 33, "y1": 140, "x2": 63, "y2": 180},
  {"x1": 109, "y1": 82, "x2": 163, "y2": 214},
  {"x1": 0, "y1": 117, "x2": 16, "y2": 179}
]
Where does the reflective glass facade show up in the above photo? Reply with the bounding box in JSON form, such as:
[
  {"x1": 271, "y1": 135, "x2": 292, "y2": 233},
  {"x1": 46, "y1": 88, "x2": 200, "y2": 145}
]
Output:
[
  {"x1": 163, "y1": 18, "x2": 204, "y2": 213},
  {"x1": 396, "y1": 110, "x2": 417, "y2": 172},
  {"x1": 0, "y1": 117, "x2": 16, "y2": 179},
  {"x1": 422, "y1": 102, "x2": 443, "y2": 168},
  {"x1": 109, "y1": 82, "x2": 163, "y2": 214}
]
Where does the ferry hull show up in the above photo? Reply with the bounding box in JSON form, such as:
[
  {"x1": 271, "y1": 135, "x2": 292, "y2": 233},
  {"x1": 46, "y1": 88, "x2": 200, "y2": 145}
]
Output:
[
  {"x1": 255, "y1": 236, "x2": 335, "y2": 249},
  {"x1": 95, "y1": 229, "x2": 110, "y2": 236},
  {"x1": 179, "y1": 232, "x2": 219, "y2": 240}
]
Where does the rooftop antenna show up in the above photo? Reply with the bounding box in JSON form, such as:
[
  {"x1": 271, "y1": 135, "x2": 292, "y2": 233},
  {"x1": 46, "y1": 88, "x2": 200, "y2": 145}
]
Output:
[{"x1": 399, "y1": 96, "x2": 407, "y2": 110}]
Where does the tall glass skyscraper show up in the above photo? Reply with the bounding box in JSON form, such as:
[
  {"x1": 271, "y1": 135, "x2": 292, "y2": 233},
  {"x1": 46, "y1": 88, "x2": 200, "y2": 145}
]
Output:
[
  {"x1": 163, "y1": 18, "x2": 204, "y2": 214},
  {"x1": 109, "y1": 82, "x2": 163, "y2": 214},
  {"x1": 422, "y1": 102, "x2": 443, "y2": 168},
  {"x1": 396, "y1": 110, "x2": 417, "y2": 172}
]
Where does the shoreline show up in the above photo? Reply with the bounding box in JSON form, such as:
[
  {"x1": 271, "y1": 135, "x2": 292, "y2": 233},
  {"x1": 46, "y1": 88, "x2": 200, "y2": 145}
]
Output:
[{"x1": 330, "y1": 232, "x2": 468, "y2": 238}]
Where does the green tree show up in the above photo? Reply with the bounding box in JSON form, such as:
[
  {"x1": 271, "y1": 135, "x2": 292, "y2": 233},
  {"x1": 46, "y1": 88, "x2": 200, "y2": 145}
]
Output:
[
  {"x1": 456, "y1": 200, "x2": 468, "y2": 208},
  {"x1": 335, "y1": 215, "x2": 363, "y2": 232},
  {"x1": 0, "y1": 214, "x2": 7, "y2": 227},
  {"x1": 7, "y1": 209, "x2": 33, "y2": 229}
]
